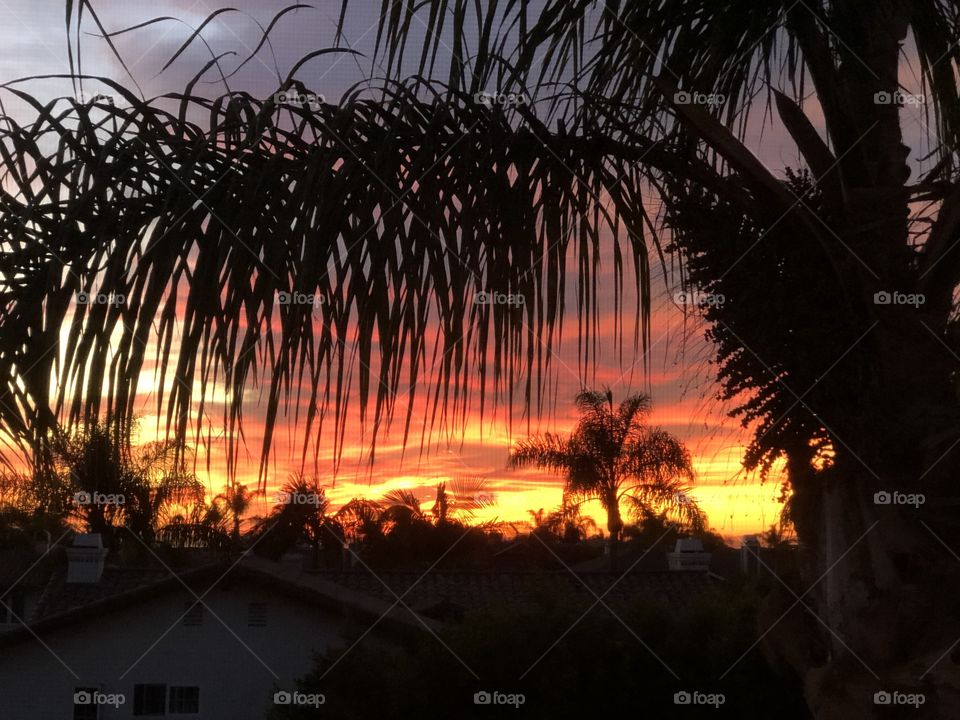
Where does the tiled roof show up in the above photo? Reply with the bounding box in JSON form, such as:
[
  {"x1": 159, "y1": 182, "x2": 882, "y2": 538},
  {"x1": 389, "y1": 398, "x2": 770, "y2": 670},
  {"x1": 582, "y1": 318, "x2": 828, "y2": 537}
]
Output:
[
  {"x1": 1, "y1": 548, "x2": 720, "y2": 648},
  {"x1": 31, "y1": 565, "x2": 174, "y2": 622},
  {"x1": 0, "y1": 554, "x2": 433, "y2": 647}
]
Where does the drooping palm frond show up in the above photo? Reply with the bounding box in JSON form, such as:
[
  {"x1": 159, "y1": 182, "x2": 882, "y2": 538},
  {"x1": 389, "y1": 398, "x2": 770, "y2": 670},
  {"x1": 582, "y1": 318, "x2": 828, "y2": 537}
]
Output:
[
  {"x1": 621, "y1": 427, "x2": 694, "y2": 486},
  {"x1": 625, "y1": 476, "x2": 705, "y2": 533},
  {"x1": 431, "y1": 476, "x2": 491, "y2": 524},
  {"x1": 574, "y1": 388, "x2": 612, "y2": 414},
  {"x1": 508, "y1": 432, "x2": 571, "y2": 474},
  {"x1": 342, "y1": 0, "x2": 958, "y2": 162},
  {"x1": 7, "y1": 0, "x2": 956, "y2": 500},
  {"x1": 336, "y1": 496, "x2": 384, "y2": 541},
  {"x1": 0, "y1": 61, "x2": 652, "y2": 482},
  {"x1": 381, "y1": 488, "x2": 425, "y2": 522},
  {"x1": 156, "y1": 517, "x2": 230, "y2": 550}
]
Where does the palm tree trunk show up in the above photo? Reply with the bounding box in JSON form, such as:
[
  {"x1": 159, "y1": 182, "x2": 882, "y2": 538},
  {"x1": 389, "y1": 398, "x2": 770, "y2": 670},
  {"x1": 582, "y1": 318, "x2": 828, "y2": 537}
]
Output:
[
  {"x1": 606, "y1": 496, "x2": 623, "y2": 572},
  {"x1": 771, "y1": 329, "x2": 960, "y2": 717}
]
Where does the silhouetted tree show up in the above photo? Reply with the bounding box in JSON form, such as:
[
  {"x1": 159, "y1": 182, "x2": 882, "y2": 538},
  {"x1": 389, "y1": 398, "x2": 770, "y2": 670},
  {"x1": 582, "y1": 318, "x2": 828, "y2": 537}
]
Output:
[
  {"x1": 528, "y1": 501, "x2": 598, "y2": 543},
  {"x1": 511, "y1": 390, "x2": 700, "y2": 568},
  {"x1": 252, "y1": 475, "x2": 344, "y2": 568},
  {"x1": 48, "y1": 419, "x2": 207, "y2": 547},
  {"x1": 213, "y1": 482, "x2": 261, "y2": 546}
]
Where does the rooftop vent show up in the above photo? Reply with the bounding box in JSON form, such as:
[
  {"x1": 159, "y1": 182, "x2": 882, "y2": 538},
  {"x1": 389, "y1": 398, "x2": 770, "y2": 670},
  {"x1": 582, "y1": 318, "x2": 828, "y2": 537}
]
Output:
[
  {"x1": 66, "y1": 534, "x2": 107, "y2": 584},
  {"x1": 666, "y1": 538, "x2": 711, "y2": 572}
]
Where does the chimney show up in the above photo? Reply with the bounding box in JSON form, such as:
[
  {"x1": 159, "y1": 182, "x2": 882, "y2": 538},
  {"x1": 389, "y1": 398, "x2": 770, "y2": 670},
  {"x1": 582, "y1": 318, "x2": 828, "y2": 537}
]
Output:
[
  {"x1": 666, "y1": 538, "x2": 711, "y2": 572},
  {"x1": 66, "y1": 534, "x2": 107, "y2": 583},
  {"x1": 740, "y1": 534, "x2": 761, "y2": 576}
]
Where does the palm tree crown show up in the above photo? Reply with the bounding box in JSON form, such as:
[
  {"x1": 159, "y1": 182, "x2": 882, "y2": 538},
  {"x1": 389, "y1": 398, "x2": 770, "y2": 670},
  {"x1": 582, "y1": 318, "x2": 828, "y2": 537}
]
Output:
[{"x1": 510, "y1": 389, "x2": 702, "y2": 566}]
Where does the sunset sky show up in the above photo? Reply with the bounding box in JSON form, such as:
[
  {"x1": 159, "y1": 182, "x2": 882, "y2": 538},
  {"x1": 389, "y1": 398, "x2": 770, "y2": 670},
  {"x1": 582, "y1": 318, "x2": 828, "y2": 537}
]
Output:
[{"x1": 10, "y1": 1, "x2": 944, "y2": 540}]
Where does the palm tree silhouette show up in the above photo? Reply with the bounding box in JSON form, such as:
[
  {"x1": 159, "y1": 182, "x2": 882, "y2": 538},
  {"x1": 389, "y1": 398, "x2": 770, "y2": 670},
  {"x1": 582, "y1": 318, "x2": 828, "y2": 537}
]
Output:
[
  {"x1": 213, "y1": 482, "x2": 260, "y2": 546},
  {"x1": 528, "y1": 502, "x2": 598, "y2": 543},
  {"x1": 253, "y1": 475, "x2": 344, "y2": 568},
  {"x1": 53, "y1": 419, "x2": 209, "y2": 546},
  {"x1": 510, "y1": 389, "x2": 701, "y2": 568}
]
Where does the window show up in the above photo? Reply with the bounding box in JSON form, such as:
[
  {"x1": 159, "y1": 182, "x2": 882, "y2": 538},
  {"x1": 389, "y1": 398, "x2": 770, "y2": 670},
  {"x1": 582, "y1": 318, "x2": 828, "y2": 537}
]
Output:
[
  {"x1": 133, "y1": 684, "x2": 166, "y2": 716},
  {"x1": 182, "y1": 601, "x2": 203, "y2": 627},
  {"x1": 0, "y1": 590, "x2": 25, "y2": 624},
  {"x1": 247, "y1": 602, "x2": 267, "y2": 627},
  {"x1": 73, "y1": 687, "x2": 99, "y2": 720},
  {"x1": 168, "y1": 686, "x2": 200, "y2": 714}
]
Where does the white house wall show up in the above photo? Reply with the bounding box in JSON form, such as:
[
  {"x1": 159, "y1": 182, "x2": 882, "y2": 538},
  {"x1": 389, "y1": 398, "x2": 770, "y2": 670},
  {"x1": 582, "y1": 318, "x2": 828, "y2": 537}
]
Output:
[{"x1": 0, "y1": 579, "x2": 345, "y2": 719}]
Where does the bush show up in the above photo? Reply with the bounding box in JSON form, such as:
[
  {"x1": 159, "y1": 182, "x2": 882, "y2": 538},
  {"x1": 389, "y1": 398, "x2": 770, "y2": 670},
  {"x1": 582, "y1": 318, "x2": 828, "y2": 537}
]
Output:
[{"x1": 268, "y1": 585, "x2": 810, "y2": 718}]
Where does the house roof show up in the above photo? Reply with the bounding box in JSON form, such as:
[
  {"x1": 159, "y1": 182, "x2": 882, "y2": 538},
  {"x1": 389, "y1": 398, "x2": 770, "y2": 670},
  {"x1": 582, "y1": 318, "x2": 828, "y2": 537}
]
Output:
[
  {"x1": 0, "y1": 553, "x2": 434, "y2": 649},
  {"x1": 31, "y1": 565, "x2": 173, "y2": 620},
  {"x1": 0, "y1": 549, "x2": 721, "y2": 647}
]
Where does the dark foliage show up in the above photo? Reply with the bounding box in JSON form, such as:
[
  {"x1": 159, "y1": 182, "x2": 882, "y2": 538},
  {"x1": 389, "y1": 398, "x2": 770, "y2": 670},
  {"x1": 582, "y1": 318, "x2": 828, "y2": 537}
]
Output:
[{"x1": 269, "y1": 586, "x2": 810, "y2": 719}]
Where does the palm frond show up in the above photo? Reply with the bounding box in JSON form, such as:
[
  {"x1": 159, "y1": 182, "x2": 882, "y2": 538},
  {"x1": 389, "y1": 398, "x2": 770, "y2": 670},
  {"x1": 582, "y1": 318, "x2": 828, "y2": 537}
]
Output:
[
  {"x1": 508, "y1": 433, "x2": 570, "y2": 472},
  {"x1": 626, "y1": 477, "x2": 705, "y2": 533},
  {"x1": 0, "y1": 67, "x2": 650, "y2": 481},
  {"x1": 382, "y1": 488, "x2": 424, "y2": 516}
]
